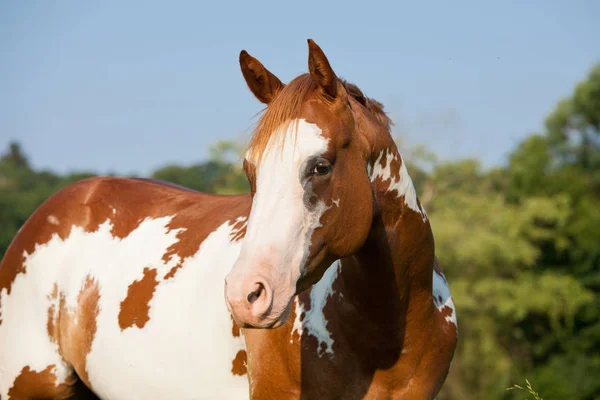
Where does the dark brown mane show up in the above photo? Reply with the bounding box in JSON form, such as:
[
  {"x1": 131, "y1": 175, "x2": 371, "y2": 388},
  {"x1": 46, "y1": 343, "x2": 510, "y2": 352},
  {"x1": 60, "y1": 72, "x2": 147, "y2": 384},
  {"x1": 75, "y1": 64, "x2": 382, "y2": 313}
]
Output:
[
  {"x1": 246, "y1": 74, "x2": 316, "y2": 163},
  {"x1": 341, "y1": 79, "x2": 393, "y2": 131}
]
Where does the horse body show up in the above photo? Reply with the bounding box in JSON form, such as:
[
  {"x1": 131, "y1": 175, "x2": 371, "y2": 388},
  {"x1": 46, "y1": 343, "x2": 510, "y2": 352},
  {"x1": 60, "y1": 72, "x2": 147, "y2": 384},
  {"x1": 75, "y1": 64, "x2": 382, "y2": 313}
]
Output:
[
  {"x1": 0, "y1": 40, "x2": 458, "y2": 399},
  {"x1": 0, "y1": 178, "x2": 251, "y2": 399}
]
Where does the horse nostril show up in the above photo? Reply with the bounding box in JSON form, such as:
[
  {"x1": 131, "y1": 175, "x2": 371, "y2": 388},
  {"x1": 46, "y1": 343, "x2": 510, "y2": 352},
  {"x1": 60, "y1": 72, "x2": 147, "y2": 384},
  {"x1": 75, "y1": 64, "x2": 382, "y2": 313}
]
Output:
[{"x1": 247, "y1": 282, "x2": 264, "y2": 304}]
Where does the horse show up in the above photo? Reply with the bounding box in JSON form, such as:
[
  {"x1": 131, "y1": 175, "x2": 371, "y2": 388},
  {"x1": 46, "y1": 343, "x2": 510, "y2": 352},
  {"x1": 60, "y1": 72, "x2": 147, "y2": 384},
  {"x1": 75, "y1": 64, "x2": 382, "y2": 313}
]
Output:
[{"x1": 0, "y1": 40, "x2": 457, "y2": 399}]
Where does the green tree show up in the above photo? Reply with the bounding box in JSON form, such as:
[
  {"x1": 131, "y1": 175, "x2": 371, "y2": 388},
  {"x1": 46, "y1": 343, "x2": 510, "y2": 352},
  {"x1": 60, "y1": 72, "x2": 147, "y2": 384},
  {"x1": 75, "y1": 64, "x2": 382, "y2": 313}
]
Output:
[
  {"x1": 152, "y1": 140, "x2": 248, "y2": 194},
  {"x1": 546, "y1": 64, "x2": 600, "y2": 172},
  {"x1": 0, "y1": 142, "x2": 76, "y2": 257},
  {"x1": 438, "y1": 62, "x2": 600, "y2": 400}
]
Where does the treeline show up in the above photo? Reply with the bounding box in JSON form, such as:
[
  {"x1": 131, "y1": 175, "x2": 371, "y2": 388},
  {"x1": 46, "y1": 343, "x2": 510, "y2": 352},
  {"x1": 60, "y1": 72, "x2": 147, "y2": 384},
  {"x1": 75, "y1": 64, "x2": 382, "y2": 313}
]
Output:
[{"x1": 1, "y1": 64, "x2": 598, "y2": 399}]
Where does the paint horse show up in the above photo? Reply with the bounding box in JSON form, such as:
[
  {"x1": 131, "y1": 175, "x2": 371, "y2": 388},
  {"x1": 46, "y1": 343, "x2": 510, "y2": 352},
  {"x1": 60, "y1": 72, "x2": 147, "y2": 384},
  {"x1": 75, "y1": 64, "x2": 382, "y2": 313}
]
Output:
[{"x1": 0, "y1": 40, "x2": 457, "y2": 399}]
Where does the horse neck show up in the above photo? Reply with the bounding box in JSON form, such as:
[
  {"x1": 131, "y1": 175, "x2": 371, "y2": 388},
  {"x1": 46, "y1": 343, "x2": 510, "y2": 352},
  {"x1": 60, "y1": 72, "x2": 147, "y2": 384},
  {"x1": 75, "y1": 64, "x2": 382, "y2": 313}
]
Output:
[{"x1": 338, "y1": 134, "x2": 435, "y2": 335}]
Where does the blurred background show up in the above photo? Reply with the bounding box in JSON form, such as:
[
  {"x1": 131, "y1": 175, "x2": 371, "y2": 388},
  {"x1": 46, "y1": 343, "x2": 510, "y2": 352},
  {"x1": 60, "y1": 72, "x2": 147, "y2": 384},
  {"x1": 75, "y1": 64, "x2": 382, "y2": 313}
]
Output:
[{"x1": 1, "y1": 1, "x2": 599, "y2": 398}]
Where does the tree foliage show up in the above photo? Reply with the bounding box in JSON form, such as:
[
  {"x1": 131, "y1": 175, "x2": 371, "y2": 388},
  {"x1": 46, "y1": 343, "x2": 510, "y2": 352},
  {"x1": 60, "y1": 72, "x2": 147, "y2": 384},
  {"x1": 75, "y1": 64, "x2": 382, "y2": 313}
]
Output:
[
  {"x1": 151, "y1": 140, "x2": 248, "y2": 194},
  {"x1": 436, "y1": 63, "x2": 600, "y2": 400},
  {"x1": 1, "y1": 63, "x2": 599, "y2": 399}
]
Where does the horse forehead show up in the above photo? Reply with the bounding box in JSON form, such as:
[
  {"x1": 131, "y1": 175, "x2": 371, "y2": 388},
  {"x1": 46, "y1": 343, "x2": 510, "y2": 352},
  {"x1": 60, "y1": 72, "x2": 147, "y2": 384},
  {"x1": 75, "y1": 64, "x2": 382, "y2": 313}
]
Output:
[
  {"x1": 252, "y1": 119, "x2": 331, "y2": 169},
  {"x1": 288, "y1": 119, "x2": 330, "y2": 157}
]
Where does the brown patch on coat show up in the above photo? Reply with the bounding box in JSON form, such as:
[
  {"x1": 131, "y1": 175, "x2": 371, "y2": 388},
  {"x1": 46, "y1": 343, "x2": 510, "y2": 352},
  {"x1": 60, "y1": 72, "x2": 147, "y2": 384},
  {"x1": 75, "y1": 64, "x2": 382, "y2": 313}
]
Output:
[
  {"x1": 119, "y1": 267, "x2": 159, "y2": 330},
  {"x1": 161, "y1": 197, "x2": 251, "y2": 280},
  {"x1": 47, "y1": 283, "x2": 59, "y2": 342},
  {"x1": 162, "y1": 217, "x2": 197, "y2": 280},
  {"x1": 59, "y1": 276, "x2": 100, "y2": 388},
  {"x1": 370, "y1": 148, "x2": 402, "y2": 195},
  {"x1": 388, "y1": 152, "x2": 402, "y2": 183},
  {"x1": 161, "y1": 217, "x2": 207, "y2": 280},
  {"x1": 0, "y1": 177, "x2": 251, "y2": 326},
  {"x1": 8, "y1": 365, "x2": 76, "y2": 400},
  {"x1": 229, "y1": 218, "x2": 247, "y2": 242},
  {"x1": 231, "y1": 315, "x2": 241, "y2": 338},
  {"x1": 439, "y1": 305, "x2": 455, "y2": 322},
  {"x1": 231, "y1": 350, "x2": 247, "y2": 376}
]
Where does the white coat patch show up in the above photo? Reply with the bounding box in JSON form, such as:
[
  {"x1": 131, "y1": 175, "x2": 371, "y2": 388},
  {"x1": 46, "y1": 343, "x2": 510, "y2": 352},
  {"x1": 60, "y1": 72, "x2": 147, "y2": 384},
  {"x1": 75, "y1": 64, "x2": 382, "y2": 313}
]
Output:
[
  {"x1": 433, "y1": 269, "x2": 458, "y2": 330},
  {"x1": 0, "y1": 218, "x2": 249, "y2": 400},
  {"x1": 291, "y1": 261, "x2": 341, "y2": 356},
  {"x1": 370, "y1": 149, "x2": 427, "y2": 221}
]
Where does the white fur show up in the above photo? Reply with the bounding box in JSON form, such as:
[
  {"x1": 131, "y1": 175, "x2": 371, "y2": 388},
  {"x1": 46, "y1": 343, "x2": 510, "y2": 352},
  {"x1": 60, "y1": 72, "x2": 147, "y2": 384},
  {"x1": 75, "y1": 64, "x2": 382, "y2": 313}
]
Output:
[
  {"x1": 433, "y1": 269, "x2": 458, "y2": 330},
  {"x1": 230, "y1": 119, "x2": 330, "y2": 306},
  {"x1": 370, "y1": 149, "x2": 427, "y2": 221},
  {"x1": 0, "y1": 218, "x2": 248, "y2": 400},
  {"x1": 291, "y1": 261, "x2": 341, "y2": 356}
]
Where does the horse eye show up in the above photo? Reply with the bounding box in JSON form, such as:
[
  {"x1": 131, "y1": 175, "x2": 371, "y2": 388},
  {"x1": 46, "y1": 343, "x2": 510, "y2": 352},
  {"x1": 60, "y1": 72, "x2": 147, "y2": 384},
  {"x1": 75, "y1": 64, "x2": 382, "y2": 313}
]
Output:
[{"x1": 313, "y1": 161, "x2": 331, "y2": 176}]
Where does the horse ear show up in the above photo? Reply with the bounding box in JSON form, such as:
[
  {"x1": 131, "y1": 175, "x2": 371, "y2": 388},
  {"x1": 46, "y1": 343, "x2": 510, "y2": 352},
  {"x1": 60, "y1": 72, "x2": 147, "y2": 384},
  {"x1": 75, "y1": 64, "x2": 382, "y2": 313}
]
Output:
[
  {"x1": 307, "y1": 39, "x2": 337, "y2": 98},
  {"x1": 239, "y1": 50, "x2": 284, "y2": 104}
]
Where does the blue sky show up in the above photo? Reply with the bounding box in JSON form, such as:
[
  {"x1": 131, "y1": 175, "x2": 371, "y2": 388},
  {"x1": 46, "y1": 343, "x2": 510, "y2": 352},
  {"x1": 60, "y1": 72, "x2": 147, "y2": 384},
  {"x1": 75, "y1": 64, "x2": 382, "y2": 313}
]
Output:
[{"x1": 1, "y1": 0, "x2": 598, "y2": 176}]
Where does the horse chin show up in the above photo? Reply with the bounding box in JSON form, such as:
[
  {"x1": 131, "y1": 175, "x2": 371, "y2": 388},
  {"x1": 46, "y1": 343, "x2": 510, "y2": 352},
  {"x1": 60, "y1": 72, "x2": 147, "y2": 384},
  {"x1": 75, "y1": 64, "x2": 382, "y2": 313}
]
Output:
[
  {"x1": 242, "y1": 297, "x2": 293, "y2": 330},
  {"x1": 272, "y1": 299, "x2": 293, "y2": 328},
  {"x1": 267, "y1": 316, "x2": 287, "y2": 329}
]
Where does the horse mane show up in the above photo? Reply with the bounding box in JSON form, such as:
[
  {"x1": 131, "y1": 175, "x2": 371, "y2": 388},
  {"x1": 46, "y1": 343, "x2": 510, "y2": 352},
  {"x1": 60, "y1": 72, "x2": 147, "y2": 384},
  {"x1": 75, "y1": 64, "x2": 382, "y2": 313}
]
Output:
[
  {"x1": 246, "y1": 74, "x2": 392, "y2": 163},
  {"x1": 341, "y1": 79, "x2": 393, "y2": 131}
]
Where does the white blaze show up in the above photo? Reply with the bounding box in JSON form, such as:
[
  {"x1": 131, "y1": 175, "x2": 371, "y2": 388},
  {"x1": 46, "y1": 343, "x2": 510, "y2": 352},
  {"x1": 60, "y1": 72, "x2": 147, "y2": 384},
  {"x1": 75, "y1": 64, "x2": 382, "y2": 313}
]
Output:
[{"x1": 237, "y1": 119, "x2": 330, "y2": 294}]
